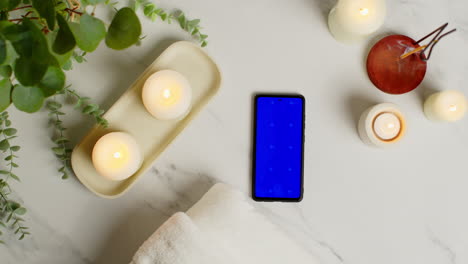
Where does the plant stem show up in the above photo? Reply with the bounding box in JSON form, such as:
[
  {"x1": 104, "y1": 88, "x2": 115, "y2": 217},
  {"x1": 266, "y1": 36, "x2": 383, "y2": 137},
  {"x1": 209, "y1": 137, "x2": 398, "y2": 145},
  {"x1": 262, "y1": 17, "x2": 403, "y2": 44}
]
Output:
[
  {"x1": 11, "y1": 5, "x2": 32, "y2": 11},
  {"x1": 8, "y1": 17, "x2": 39, "y2": 22},
  {"x1": 65, "y1": 8, "x2": 83, "y2": 16}
]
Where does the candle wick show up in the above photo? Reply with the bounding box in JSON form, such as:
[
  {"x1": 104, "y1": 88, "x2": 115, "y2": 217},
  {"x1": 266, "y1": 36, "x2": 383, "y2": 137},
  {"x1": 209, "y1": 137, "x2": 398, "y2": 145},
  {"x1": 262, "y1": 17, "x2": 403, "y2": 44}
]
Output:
[
  {"x1": 359, "y1": 8, "x2": 369, "y2": 16},
  {"x1": 163, "y1": 89, "x2": 171, "y2": 99},
  {"x1": 449, "y1": 105, "x2": 457, "y2": 112}
]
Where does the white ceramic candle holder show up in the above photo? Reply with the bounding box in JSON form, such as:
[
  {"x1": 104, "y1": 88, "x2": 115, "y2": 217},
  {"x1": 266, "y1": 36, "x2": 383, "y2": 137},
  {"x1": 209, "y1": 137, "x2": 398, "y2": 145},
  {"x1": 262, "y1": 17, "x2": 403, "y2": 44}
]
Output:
[{"x1": 358, "y1": 103, "x2": 406, "y2": 147}]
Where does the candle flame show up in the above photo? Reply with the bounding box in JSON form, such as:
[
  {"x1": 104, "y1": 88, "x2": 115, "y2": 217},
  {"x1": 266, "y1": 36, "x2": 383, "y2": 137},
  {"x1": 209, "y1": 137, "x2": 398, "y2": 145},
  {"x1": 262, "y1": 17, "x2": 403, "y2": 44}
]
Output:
[
  {"x1": 359, "y1": 8, "x2": 369, "y2": 16},
  {"x1": 162, "y1": 89, "x2": 171, "y2": 99},
  {"x1": 387, "y1": 123, "x2": 395, "y2": 129},
  {"x1": 449, "y1": 105, "x2": 457, "y2": 112},
  {"x1": 113, "y1": 152, "x2": 122, "y2": 159}
]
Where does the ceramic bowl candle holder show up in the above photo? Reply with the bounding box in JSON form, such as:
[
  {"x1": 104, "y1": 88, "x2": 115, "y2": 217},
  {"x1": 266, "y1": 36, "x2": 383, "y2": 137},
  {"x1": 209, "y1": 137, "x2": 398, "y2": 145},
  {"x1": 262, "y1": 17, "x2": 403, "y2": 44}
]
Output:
[{"x1": 358, "y1": 103, "x2": 406, "y2": 147}]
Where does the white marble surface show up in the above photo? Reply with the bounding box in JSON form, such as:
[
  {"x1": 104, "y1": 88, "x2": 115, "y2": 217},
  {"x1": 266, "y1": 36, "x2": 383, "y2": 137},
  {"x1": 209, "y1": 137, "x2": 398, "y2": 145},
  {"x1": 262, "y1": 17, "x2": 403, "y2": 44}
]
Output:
[{"x1": 2, "y1": 0, "x2": 468, "y2": 263}]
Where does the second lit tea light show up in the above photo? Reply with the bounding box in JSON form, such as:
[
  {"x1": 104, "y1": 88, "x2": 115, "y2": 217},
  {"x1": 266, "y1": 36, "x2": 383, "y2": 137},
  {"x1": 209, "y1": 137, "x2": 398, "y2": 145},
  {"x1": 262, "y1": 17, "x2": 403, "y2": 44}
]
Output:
[
  {"x1": 328, "y1": 0, "x2": 386, "y2": 43},
  {"x1": 358, "y1": 103, "x2": 406, "y2": 147},
  {"x1": 424, "y1": 90, "x2": 467, "y2": 122},
  {"x1": 142, "y1": 70, "x2": 192, "y2": 120},
  {"x1": 92, "y1": 132, "x2": 143, "y2": 181}
]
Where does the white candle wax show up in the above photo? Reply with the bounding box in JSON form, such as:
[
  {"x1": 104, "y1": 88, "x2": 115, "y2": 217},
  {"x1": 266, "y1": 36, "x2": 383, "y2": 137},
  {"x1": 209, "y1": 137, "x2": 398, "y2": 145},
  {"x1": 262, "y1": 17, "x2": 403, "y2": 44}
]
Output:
[
  {"x1": 424, "y1": 90, "x2": 467, "y2": 122},
  {"x1": 142, "y1": 70, "x2": 192, "y2": 120},
  {"x1": 92, "y1": 132, "x2": 142, "y2": 181},
  {"x1": 373, "y1": 113, "x2": 401, "y2": 140},
  {"x1": 358, "y1": 103, "x2": 406, "y2": 147},
  {"x1": 328, "y1": 0, "x2": 386, "y2": 44}
]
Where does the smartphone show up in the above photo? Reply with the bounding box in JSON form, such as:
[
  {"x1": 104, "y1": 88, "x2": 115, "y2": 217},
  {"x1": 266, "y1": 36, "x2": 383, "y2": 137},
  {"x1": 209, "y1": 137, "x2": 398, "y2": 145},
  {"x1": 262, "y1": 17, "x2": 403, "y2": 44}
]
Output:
[{"x1": 252, "y1": 94, "x2": 305, "y2": 202}]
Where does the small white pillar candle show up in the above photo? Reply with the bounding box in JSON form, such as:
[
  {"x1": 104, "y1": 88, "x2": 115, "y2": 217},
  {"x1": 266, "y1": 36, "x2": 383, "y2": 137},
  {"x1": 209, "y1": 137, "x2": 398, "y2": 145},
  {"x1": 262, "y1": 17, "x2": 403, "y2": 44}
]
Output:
[
  {"x1": 358, "y1": 103, "x2": 406, "y2": 147},
  {"x1": 328, "y1": 0, "x2": 386, "y2": 44},
  {"x1": 424, "y1": 90, "x2": 467, "y2": 122},
  {"x1": 92, "y1": 132, "x2": 143, "y2": 181},
  {"x1": 142, "y1": 70, "x2": 192, "y2": 120}
]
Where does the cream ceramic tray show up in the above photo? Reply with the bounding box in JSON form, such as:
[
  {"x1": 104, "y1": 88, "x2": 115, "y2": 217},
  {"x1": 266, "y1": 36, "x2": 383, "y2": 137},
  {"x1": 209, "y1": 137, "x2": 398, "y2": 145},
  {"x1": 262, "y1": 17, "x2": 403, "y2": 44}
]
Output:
[{"x1": 71, "y1": 41, "x2": 221, "y2": 199}]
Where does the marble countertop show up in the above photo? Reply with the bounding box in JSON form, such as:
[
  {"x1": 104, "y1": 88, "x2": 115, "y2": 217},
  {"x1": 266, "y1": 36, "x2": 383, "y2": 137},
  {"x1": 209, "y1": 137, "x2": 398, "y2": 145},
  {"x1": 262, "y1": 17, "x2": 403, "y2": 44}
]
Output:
[{"x1": 2, "y1": 0, "x2": 468, "y2": 263}]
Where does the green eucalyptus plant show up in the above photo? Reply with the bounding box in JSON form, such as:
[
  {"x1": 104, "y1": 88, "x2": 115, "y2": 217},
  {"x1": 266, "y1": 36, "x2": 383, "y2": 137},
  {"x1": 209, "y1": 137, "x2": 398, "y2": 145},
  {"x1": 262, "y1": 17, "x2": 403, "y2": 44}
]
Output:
[{"x1": 0, "y1": 0, "x2": 207, "y2": 244}]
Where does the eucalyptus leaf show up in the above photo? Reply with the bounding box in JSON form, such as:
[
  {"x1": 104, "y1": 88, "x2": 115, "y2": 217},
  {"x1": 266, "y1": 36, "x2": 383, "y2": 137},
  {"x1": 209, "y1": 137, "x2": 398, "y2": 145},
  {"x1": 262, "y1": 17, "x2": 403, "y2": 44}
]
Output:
[
  {"x1": 14, "y1": 56, "x2": 48, "y2": 86},
  {"x1": 0, "y1": 78, "x2": 12, "y2": 112},
  {"x1": 0, "y1": 139, "x2": 9, "y2": 151},
  {"x1": 0, "y1": 0, "x2": 21, "y2": 11},
  {"x1": 46, "y1": 32, "x2": 73, "y2": 67},
  {"x1": 12, "y1": 84, "x2": 45, "y2": 113},
  {"x1": 0, "y1": 65, "x2": 12, "y2": 78},
  {"x1": 38, "y1": 66, "x2": 65, "y2": 97},
  {"x1": 23, "y1": 18, "x2": 57, "y2": 65},
  {"x1": 106, "y1": 8, "x2": 142, "y2": 50},
  {"x1": 81, "y1": 0, "x2": 106, "y2": 5},
  {"x1": 53, "y1": 14, "x2": 76, "y2": 55},
  {"x1": 3, "y1": 128, "x2": 16, "y2": 136},
  {"x1": 14, "y1": 207, "x2": 26, "y2": 215},
  {"x1": 32, "y1": 0, "x2": 56, "y2": 30},
  {"x1": 69, "y1": 14, "x2": 106, "y2": 52},
  {"x1": 0, "y1": 36, "x2": 6, "y2": 65}
]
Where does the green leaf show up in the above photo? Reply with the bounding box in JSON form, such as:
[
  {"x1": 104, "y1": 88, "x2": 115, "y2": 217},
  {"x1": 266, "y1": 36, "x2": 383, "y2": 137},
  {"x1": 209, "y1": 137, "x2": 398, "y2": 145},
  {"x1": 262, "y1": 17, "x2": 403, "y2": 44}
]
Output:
[
  {"x1": 3, "y1": 128, "x2": 16, "y2": 136},
  {"x1": 14, "y1": 56, "x2": 48, "y2": 86},
  {"x1": 81, "y1": 0, "x2": 106, "y2": 5},
  {"x1": 69, "y1": 14, "x2": 106, "y2": 52},
  {"x1": 105, "y1": 7, "x2": 142, "y2": 50},
  {"x1": 23, "y1": 18, "x2": 57, "y2": 64},
  {"x1": 0, "y1": 139, "x2": 9, "y2": 151},
  {"x1": 2, "y1": 22, "x2": 33, "y2": 58},
  {"x1": 52, "y1": 147, "x2": 65, "y2": 155},
  {"x1": 46, "y1": 32, "x2": 73, "y2": 67},
  {"x1": 0, "y1": 0, "x2": 21, "y2": 11},
  {"x1": 12, "y1": 84, "x2": 44, "y2": 113},
  {"x1": 0, "y1": 36, "x2": 6, "y2": 65},
  {"x1": 32, "y1": 0, "x2": 56, "y2": 30},
  {"x1": 0, "y1": 78, "x2": 11, "y2": 112},
  {"x1": 38, "y1": 66, "x2": 65, "y2": 97},
  {"x1": 53, "y1": 14, "x2": 76, "y2": 54},
  {"x1": 10, "y1": 145, "x2": 20, "y2": 151},
  {"x1": 14, "y1": 207, "x2": 26, "y2": 215},
  {"x1": 0, "y1": 170, "x2": 9, "y2": 174},
  {"x1": 0, "y1": 65, "x2": 12, "y2": 78},
  {"x1": 9, "y1": 173, "x2": 20, "y2": 181}
]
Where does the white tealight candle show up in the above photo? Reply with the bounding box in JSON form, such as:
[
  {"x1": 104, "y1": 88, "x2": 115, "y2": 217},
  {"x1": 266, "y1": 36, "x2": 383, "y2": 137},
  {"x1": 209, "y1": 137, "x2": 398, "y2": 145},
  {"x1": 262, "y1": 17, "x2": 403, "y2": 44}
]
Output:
[
  {"x1": 92, "y1": 132, "x2": 143, "y2": 181},
  {"x1": 424, "y1": 90, "x2": 467, "y2": 122},
  {"x1": 142, "y1": 70, "x2": 192, "y2": 120},
  {"x1": 373, "y1": 113, "x2": 401, "y2": 140},
  {"x1": 358, "y1": 103, "x2": 406, "y2": 147},
  {"x1": 328, "y1": 0, "x2": 386, "y2": 44}
]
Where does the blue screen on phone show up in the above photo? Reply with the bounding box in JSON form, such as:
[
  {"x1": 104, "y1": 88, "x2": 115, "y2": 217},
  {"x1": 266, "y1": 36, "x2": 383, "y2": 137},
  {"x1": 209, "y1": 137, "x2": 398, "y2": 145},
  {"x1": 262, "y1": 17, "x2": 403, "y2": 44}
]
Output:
[{"x1": 253, "y1": 95, "x2": 304, "y2": 200}]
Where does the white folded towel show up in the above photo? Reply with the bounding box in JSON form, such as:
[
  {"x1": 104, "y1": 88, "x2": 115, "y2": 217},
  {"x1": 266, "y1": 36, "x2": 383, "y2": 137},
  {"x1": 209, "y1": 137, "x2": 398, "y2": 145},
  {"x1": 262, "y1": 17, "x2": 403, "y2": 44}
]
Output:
[{"x1": 131, "y1": 183, "x2": 320, "y2": 264}]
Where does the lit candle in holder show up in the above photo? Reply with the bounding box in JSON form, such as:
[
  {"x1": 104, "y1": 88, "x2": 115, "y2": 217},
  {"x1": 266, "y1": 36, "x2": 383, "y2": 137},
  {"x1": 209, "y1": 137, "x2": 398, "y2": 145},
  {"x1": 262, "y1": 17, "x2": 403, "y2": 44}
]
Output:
[
  {"x1": 142, "y1": 70, "x2": 192, "y2": 120},
  {"x1": 92, "y1": 132, "x2": 143, "y2": 181},
  {"x1": 358, "y1": 103, "x2": 406, "y2": 147},
  {"x1": 328, "y1": 0, "x2": 386, "y2": 44},
  {"x1": 424, "y1": 90, "x2": 467, "y2": 122}
]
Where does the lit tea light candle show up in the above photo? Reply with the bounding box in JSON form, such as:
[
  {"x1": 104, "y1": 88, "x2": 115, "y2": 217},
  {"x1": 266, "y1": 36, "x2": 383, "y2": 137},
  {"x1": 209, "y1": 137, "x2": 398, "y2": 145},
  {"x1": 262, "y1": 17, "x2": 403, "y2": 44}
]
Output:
[
  {"x1": 358, "y1": 103, "x2": 406, "y2": 147},
  {"x1": 92, "y1": 132, "x2": 143, "y2": 181},
  {"x1": 142, "y1": 70, "x2": 192, "y2": 120},
  {"x1": 328, "y1": 0, "x2": 386, "y2": 43},
  {"x1": 424, "y1": 90, "x2": 467, "y2": 122}
]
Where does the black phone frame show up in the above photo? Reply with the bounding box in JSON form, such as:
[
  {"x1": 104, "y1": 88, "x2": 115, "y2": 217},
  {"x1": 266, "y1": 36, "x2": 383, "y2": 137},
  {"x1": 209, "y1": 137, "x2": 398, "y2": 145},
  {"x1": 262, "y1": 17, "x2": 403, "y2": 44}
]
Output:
[{"x1": 251, "y1": 94, "x2": 305, "y2": 202}]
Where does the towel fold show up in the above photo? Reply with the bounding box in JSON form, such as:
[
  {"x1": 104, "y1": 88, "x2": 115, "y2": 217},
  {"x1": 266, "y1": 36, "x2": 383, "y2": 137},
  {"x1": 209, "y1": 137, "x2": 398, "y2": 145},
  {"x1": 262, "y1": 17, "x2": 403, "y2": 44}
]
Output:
[{"x1": 131, "y1": 183, "x2": 320, "y2": 264}]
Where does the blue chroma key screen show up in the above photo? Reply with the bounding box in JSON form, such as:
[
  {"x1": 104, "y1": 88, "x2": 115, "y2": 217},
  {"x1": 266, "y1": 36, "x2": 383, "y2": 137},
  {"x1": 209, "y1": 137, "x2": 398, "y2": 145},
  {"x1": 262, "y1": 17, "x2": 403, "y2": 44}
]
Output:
[{"x1": 254, "y1": 96, "x2": 304, "y2": 199}]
